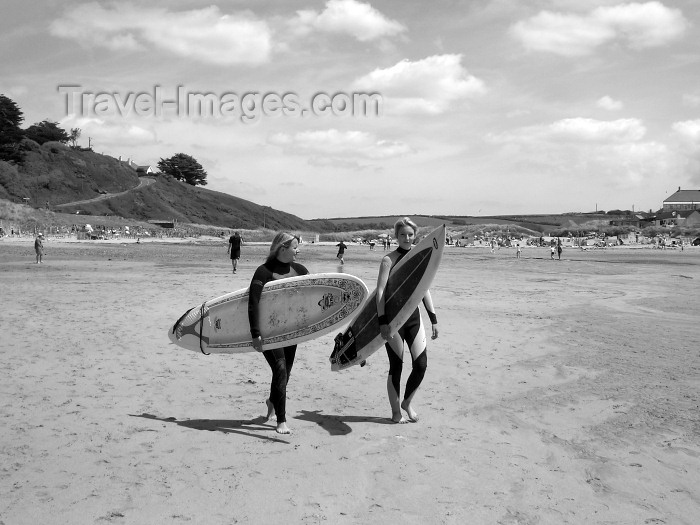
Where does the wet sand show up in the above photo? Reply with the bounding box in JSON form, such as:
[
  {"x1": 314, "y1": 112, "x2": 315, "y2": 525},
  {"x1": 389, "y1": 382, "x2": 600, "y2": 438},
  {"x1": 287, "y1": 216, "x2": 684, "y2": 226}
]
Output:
[{"x1": 1, "y1": 239, "x2": 699, "y2": 524}]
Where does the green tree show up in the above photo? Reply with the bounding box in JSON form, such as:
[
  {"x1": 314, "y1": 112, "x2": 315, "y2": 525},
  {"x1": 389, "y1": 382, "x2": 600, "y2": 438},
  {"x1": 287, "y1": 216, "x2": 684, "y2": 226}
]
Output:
[
  {"x1": 0, "y1": 94, "x2": 25, "y2": 164},
  {"x1": 68, "y1": 127, "x2": 81, "y2": 148},
  {"x1": 24, "y1": 120, "x2": 70, "y2": 145},
  {"x1": 157, "y1": 153, "x2": 208, "y2": 186}
]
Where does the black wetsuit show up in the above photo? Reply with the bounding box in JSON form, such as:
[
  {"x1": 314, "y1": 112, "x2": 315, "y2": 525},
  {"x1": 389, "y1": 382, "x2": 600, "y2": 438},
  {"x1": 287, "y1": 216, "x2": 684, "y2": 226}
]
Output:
[
  {"x1": 229, "y1": 234, "x2": 241, "y2": 259},
  {"x1": 384, "y1": 247, "x2": 436, "y2": 401},
  {"x1": 248, "y1": 258, "x2": 309, "y2": 424}
]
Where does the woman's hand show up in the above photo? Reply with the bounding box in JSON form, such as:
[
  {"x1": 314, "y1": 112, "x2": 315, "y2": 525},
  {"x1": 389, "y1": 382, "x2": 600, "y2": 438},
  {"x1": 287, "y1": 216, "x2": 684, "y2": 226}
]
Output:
[
  {"x1": 252, "y1": 336, "x2": 264, "y2": 352},
  {"x1": 431, "y1": 323, "x2": 439, "y2": 340},
  {"x1": 380, "y1": 324, "x2": 391, "y2": 341}
]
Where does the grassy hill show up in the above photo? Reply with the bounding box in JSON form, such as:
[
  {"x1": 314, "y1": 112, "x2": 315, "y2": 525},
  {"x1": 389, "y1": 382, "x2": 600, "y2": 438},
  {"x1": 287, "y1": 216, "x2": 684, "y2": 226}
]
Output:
[
  {"x1": 0, "y1": 140, "x2": 322, "y2": 231},
  {"x1": 0, "y1": 140, "x2": 657, "y2": 239},
  {"x1": 0, "y1": 140, "x2": 140, "y2": 204},
  {"x1": 320, "y1": 212, "x2": 620, "y2": 237}
]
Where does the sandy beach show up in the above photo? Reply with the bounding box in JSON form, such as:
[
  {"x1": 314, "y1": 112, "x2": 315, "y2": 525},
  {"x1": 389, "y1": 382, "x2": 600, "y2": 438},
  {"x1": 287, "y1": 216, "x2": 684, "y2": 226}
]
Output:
[{"x1": 1, "y1": 238, "x2": 699, "y2": 524}]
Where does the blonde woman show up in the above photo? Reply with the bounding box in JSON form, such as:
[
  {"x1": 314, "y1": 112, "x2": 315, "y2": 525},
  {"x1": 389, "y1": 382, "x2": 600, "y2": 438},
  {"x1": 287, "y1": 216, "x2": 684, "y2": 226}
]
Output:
[
  {"x1": 248, "y1": 233, "x2": 308, "y2": 434},
  {"x1": 376, "y1": 217, "x2": 438, "y2": 423}
]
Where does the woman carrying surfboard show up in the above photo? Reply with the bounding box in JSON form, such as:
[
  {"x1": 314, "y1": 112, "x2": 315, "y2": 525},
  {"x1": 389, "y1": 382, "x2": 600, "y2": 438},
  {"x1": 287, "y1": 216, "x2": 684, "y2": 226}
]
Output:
[
  {"x1": 248, "y1": 232, "x2": 309, "y2": 434},
  {"x1": 376, "y1": 217, "x2": 439, "y2": 424}
]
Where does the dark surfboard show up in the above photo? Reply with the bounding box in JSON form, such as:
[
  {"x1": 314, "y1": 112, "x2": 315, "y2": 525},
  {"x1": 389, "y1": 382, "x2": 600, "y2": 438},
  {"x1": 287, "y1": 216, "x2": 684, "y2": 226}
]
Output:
[{"x1": 329, "y1": 225, "x2": 445, "y2": 371}]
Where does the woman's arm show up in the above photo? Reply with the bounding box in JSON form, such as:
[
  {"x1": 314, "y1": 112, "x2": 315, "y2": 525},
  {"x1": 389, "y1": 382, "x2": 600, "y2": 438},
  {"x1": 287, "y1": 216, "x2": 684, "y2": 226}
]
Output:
[
  {"x1": 422, "y1": 290, "x2": 439, "y2": 340},
  {"x1": 247, "y1": 266, "x2": 268, "y2": 351},
  {"x1": 291, "y1": 262, "x2": 310, "y2": 276}
]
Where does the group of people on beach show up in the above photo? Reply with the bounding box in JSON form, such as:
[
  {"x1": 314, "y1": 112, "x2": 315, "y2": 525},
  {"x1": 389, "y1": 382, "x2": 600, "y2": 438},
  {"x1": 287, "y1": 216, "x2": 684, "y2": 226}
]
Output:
[{"x1": 245, "y1": 217, "x2": 439, "y2": 434}]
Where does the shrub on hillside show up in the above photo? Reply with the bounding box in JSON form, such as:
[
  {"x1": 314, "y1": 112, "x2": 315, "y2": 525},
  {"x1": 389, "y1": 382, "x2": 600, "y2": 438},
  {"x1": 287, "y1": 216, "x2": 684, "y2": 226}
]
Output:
[
  {"x1": 41, "y1": 141, "x2": 69, "y2": 154},
  {"x1": 20, "y1": 138, "x2": 41, "y2": 152},
  {"x1": 25, "y1": 120, "x2": 70, "y2": 145},
  {"x1": 0, "y1": 161, "x2": 23, "y2": 197},
  {"x1": 0, "y1": 160, "x2": 19, "y2": 184}
]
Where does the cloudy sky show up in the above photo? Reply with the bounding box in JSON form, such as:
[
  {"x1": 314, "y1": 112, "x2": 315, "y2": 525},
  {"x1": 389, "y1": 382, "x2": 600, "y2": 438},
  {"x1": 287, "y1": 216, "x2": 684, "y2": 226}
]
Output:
[{"x1": 2, "y1": 0, "x2": 699, "y2": 219}]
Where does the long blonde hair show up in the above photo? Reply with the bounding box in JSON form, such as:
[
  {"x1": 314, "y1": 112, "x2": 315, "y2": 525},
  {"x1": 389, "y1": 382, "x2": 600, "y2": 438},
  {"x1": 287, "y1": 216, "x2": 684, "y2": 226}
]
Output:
[{"x1": 266, "y1": 232, "x2": 298, "y2": 263}]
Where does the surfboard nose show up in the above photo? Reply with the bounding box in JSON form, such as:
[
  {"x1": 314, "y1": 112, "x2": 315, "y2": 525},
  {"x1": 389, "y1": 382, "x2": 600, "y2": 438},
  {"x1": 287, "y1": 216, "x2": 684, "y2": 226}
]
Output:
[{"x1": 168, "y1": 305, "x2": 209, "y2": 352}]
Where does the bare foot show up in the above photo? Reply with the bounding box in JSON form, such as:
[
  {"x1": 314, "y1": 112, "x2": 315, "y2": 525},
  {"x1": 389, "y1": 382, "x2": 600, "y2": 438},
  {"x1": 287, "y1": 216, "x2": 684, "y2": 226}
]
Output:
[
  {"x1": 263, "y1": 399, "x2": 275, "y2": 421},
  {"x1": 276, "y1": 422, "x2": 291, "y2": 434},
  {"x1": 391, "y1": 412, "x2": 408, "y2": 424},
  {"x1": 401, "y1": 400, "x2": 419, "y2": 422}
]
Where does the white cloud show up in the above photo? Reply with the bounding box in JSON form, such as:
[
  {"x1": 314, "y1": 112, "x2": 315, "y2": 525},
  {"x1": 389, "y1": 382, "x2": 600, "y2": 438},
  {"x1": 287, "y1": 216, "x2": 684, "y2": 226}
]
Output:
[
  {"x1": 511, "y1": 11, "x2": 614, "y2": 56},
  {"x1": 490, "y1": 118, "x2": 646, "y2": 144},
  {"x1": 597, "y1": 95, "x2": 623, "y2": 110},
  {"x1": 596, "y1": 2, "x2": 687, "y2": 49},
  {"x1": 510, "y1": 2, "x2": 687, "y2": 56},
  {"x1": 672, "y1": 120, "x2": 700, "y2": 146},
  {"x1": 484, "y1": 117, "x2": 665, "y2": 187},
  {"x1": 550, "y1": 118, "x2": 646, "y2": 142},
  {"x1": 352, "y1": 54, "x2": 485, "y2": 115},
  {"x1": 59, "y1": 114, "x2": 157, "y2": 148},
  {"x1": 268, "y1": 128, "x2": 412, "y2": 168},
  {"x1": 50, "y1": 3, "x2": 272, "y2": 65},
  {"x1": 292, "y1": 0, "x2": 405, "y2": 42}
]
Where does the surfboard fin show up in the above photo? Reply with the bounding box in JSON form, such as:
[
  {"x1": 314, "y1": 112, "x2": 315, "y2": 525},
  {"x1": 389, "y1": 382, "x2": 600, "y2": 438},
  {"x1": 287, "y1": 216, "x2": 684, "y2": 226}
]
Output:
[{"x1": 330, "y1": 329, "x2": 357, "y2": 365}]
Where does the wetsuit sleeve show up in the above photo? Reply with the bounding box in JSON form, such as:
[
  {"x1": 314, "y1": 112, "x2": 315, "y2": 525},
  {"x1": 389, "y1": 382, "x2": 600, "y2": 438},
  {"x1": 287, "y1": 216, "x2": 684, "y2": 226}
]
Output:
[
  {"x1": 422, "y1": 290, "x2": 437, "y2": 324},
  {"x1": 375, "y1": 256, "x2": 393, "y2": 324},
  {"x1": 292, "y1": 262, "x2": 309, "y2": 276},
  {"x1": 248, "y1": 265, "x2": 269, "y2": 338}
]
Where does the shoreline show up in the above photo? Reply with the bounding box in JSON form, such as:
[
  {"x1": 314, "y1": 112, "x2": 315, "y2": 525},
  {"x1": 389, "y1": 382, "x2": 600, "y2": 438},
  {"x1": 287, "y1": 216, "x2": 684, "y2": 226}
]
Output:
[{"x1": 2, "y1": 234, "x2": 696, "y2": 250}]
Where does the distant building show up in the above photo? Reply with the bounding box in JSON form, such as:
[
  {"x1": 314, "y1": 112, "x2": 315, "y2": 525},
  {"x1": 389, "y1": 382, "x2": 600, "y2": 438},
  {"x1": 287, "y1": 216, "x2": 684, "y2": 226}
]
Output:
[
  {"x1": 148, "y1": 219, "x2": 175, "y2": 228},
  {"x1": 120, "y1": 157, "x2": 153, "y2": 175},
  {"x1": 663, "y1": 188, "x2": 700, "y2": 211},
  {"x1": 652, "y1": 209, "x2": 700, "y2": 228},
  {"x1": 608, "y1": 213, "x2": 653, "y2": 228}
]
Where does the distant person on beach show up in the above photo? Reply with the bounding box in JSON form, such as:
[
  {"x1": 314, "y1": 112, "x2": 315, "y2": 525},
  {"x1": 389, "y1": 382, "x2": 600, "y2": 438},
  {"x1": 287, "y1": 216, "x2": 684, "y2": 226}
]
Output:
[
  {"x1": 227, "y1": 231, "x2": 242, "y2": 274},
  {"x1": 516, "y1": 243, "x2": 522, "y2": 258},
  {"x1": 248, "y1": 232, "x2": 309, "y2": 435},
  {"x1": 34, "y1": 233, "x2": 44, "y2": 264},
  {"x1": 376, "y1": 217, "x2": 439, "y2": 424},
  {"x1": 336, "y1": 240, "x2": 347, "y2": 265},
  {"x1": 550, "y1": 245, "x2": 555, "y2": 259},
  {"x1": 557, "y1": 239, "x2": 562, "y2": 260}
]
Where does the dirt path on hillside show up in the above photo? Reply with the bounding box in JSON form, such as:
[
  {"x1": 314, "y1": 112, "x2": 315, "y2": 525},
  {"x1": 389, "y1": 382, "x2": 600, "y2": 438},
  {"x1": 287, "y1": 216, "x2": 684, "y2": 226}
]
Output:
[{"x1": 53, "y1": 177, "x2": 156, "y2": 208}]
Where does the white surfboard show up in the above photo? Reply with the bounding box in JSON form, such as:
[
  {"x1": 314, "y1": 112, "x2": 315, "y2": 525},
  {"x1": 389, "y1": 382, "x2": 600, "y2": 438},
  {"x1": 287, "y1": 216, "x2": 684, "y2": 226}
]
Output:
[{"x1": 168, "y1": 273, "x2": 369, "y2": 354}]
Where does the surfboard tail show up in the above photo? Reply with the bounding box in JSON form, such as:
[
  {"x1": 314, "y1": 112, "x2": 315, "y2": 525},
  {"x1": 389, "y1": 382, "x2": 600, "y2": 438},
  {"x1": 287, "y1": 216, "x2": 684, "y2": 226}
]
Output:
[{"x1": 329, "y1": 328, "x2": 357, "y2": 370}]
